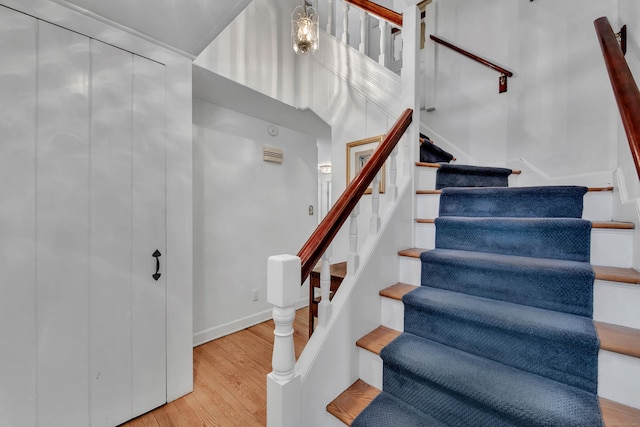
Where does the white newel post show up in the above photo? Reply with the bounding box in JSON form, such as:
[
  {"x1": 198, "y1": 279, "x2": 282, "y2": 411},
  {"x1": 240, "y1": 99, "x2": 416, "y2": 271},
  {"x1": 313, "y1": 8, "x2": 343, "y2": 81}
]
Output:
[
  {"x1": 402, "y1": 5, "x2": 421, "y2": 176},
  {"x1": 359, "y1": 10, "x2": 368, "y2": 53},
  {"x1": 327, "y1": 0, "x2": 335, "y2": 35},
  {"x1": 389, "y1": 146, "x2": 398, "y2": 201},
  {"x1": 267, "y1": 255, "x2": 301, "y2": 427},
  {"x1": 342, "y1": 2, "x2": 350, "y2": 44},
  {"x1": 370, "y1": 172, "x2": 382, "y2": 233},
  {"x1": 318, "y1": 247, "x2": 332, "y2": 328},
  {"x1": 348, "y1": 202, "x2": 360, "y2": 274},
  {"x1": 379, "y1": 19, "x2": 387, "y2": 66}
]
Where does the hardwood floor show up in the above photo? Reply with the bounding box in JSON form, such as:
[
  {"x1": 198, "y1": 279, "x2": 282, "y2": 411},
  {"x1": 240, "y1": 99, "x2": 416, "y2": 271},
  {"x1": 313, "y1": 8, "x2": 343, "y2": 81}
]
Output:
[{"x1": 120, "y1": 308, "x2": 310, "y2": 427}]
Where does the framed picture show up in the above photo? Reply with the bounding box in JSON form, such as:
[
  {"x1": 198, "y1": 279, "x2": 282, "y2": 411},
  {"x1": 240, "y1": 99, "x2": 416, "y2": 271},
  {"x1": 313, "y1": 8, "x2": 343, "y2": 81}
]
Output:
[{"x1": 346, "y1": 135, "x2": 386, "y2": 194}]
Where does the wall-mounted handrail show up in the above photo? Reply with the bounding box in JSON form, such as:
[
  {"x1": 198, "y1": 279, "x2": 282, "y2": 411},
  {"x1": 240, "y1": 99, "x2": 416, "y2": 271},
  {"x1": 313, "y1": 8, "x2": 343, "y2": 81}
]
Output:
[
  {"x1": 594, "y1": 17, "x2": 640, "y2": 179},
  {"x1": 430, "y1": 34, "x2": 514, "y2": 93},
  {"x1": 297, "y1": 108, "x2": 413, "y2": 282},
  {"x1": 345, "y1": 0, "x2": 403, "y2": 27}
]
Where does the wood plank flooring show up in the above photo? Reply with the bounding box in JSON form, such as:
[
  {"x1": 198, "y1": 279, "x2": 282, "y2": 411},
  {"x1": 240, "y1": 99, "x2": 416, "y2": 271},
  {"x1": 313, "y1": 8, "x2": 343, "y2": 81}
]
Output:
[{"x1": 119, "y1": 308, "x2": 309, "y2": 427}]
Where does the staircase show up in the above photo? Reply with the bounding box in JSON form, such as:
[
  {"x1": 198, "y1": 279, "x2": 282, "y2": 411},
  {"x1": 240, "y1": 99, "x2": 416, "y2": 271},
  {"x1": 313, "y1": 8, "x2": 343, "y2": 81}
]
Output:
[{"x1": 327, "y1": 162, "x2": 640, "y2": 425}]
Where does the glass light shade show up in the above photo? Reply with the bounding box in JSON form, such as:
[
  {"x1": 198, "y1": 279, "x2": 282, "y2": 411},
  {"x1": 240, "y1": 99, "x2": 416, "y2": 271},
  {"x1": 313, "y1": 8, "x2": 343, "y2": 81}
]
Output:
[{"x1": 292, "y1": 5, "x2": 318, "y2": 55}]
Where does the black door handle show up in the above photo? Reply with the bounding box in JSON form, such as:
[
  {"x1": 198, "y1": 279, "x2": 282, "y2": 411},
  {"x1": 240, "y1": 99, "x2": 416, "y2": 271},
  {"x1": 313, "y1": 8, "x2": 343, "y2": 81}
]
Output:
[{"x1": 152, "y1": 250, "x2": 161, "y2": 281}]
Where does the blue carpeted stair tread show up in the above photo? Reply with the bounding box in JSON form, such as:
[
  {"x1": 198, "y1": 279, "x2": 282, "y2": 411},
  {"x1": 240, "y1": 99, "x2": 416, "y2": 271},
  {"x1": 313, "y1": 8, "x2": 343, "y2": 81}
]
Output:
[
  {"x1": 420, "y1": 248, "x2": 595, "y2": 316},
  {"x1": 439, "y1": 186, "x2": 588, "y2": 218},
  {"x1": 352, "y1": 390, "x2": 448, "y2": 427},
  {"x1": 403, "y1": 286, "x2": 599, "y2": 392},
  {"x1": 435, "y1": 216, "x2": 592, "y2": 262},
  {"x1": 381, "y1": 333, "x2": 604, "y2": 427},
  {"x1": 436, "y1": 164, "x2": 512, "y2": 189}
]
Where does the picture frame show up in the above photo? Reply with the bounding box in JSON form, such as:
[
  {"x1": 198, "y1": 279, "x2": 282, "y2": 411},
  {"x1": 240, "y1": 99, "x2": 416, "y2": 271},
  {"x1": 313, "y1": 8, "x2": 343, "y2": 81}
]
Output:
[{"x1": 346, "y1": 135, "x2": 386, "y2": 194}]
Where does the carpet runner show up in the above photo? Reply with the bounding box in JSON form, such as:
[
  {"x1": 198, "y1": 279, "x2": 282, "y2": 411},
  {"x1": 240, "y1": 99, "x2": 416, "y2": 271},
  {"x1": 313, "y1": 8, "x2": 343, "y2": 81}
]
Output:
[
  {"x1": 435, "y1": 164, "x2": 512, "y2": 189},
  {"x1": 352, "y1": 167, "x2": 603, "y2": 426}
]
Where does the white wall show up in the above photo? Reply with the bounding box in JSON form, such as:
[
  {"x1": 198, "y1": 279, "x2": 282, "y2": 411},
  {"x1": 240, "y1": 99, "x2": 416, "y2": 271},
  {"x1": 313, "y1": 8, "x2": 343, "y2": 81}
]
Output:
[
  {"x1": 194, "y1": 0, "x2": 300, "y2": 107},
  {"x1": 193, "y1": 99, "x2": 318, "y2": 345},
  {"x1": 423, "y1": 0, "x2": 617, "y2": 182}
]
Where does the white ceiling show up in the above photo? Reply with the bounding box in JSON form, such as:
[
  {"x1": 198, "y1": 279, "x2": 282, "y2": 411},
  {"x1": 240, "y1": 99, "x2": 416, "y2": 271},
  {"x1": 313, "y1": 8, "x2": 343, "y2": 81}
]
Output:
[{"x1": 53, "y1": 0, "x2": 252, "y2": 58}]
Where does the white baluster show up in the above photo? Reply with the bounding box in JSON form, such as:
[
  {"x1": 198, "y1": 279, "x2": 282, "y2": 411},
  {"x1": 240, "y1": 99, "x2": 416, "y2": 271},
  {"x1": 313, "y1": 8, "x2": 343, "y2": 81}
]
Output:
[
  {"x1": 379, "y1": 19, "x2": 387, "y2": 65},
  {"x1": 342, "y1": 2, "x2": 350, "y2": 44},
  {"x1": 404, "y1": 133, "x2": 412, "y2": 176},
  {"x1": 359, "y1": 10, "x2": 368, "y2": 53},
  {"x1": 347, "y1": 202, "x2": 360, "y2": 275},
  {"x1": 370, "y1": 172, "x2": 381, "y2": 233},
  {"x1": 389, "y1": 146, "x2": 398, "y2": 201},
  {"x1": 267, "y1": 254, "x2": 301, "y2": 427},
  {"x1": 318, "y1": 248, "x2": 332, "y2": 327},
  {"x1": 327, "y1": 0, "x2": 335, "y2": 35}
]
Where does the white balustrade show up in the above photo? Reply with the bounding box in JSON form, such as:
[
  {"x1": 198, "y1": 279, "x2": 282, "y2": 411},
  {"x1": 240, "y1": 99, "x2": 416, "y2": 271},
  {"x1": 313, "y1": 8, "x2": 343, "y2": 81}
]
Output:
[
  {"x1": 370, "y1": 171, "x2": 382, "y2": 233},
  {"x1": 379, "y1": 19, "x2": 388, "y2": 66},
  {"x1": 318, "y1": 248, "x2": 333, "y2": 327},
  {"x1": 342, "y1": 2, "x2": 350, "y2": 44},
  {"x1": 326, "y1": 0, "x2": 335, "y2": 35},
  {"x1": 359, "y1": 9, "x2": 368, "y2": 54},
  {"x1": 389, "y1": 146, "x2": 398, "y2": 200},
  {"x1": 347, "y1": 202, "x2": 360, "y2": 275}
]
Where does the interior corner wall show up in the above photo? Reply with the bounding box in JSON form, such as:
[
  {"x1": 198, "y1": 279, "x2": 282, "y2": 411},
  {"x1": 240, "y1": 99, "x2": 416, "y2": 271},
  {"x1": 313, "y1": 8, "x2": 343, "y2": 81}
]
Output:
[
  {"x1": 424, "y1": 0, "x2": 618, "y2": 181},
  {"x1": 194, "y1": 0, "x2": 299, "y2": 108},
  {"x1": 192, "y1": 99, "x2": 317, "y2": 345}
]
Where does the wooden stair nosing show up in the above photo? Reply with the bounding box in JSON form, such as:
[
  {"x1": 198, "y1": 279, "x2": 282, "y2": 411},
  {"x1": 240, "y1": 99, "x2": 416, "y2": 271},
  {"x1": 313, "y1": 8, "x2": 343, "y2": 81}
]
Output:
[
  {"x1": 356, "y1": 326, "x2": 401, "y2": 355},
  {"x1": 328, "y1": 379, "x2": 640, "y2": 427},
  {"x1": 416, "y1": 187, "x2": 614, "y2": 195}
]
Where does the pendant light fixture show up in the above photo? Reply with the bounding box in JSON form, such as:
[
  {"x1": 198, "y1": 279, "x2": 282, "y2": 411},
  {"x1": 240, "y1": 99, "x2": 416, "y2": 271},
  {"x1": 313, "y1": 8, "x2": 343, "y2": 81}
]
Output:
[{"x1": 292, "y1": 1, "x2": 318, "y2": 55}]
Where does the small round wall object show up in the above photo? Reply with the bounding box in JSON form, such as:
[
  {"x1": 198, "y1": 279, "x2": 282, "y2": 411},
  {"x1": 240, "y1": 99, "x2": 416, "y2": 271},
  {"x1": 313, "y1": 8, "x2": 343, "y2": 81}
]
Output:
[{"x1": 268, "y1": 125, "x2": 279, "y2": 137}]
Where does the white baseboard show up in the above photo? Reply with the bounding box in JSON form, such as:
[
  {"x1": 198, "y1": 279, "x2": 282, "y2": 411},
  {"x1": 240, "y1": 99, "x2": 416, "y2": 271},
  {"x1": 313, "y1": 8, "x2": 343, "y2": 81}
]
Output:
[{"x1": 193, "y1": 298, "x2": 308, "y2": 347}]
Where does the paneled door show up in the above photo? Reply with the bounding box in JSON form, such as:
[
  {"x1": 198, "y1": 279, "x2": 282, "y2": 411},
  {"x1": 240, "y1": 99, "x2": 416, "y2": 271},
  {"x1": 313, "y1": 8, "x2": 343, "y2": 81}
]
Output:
[{"x1": 0, "y1": 6, "x2": 167, "y2": 426}]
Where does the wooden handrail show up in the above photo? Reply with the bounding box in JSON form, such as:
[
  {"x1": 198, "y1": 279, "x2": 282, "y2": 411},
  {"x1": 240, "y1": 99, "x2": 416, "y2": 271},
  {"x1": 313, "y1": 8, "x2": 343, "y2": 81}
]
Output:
[
  {"x1": 594, "y1": 17, "x2": 640, "y2": 179},
  {"x1": 430, "y1": 34, "x2": 514, "y2": 93},
  {"x1": 297, "y1": 108, "x2": 413, "y2": 282},
  {"x1": 345, "y1": 0, "x2": 403, "y2": 28}
]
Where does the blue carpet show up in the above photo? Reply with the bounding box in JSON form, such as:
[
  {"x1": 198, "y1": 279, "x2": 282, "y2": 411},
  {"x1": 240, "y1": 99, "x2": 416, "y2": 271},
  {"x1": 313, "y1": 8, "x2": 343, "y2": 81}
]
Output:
[
  {"x1": 435, "y1": 164, "x2": 512, "y2": 189},
  {"x1": 439, "y1": 186, "x2": 588, "y2": 218},
  {"x1": 435, "y1": 217, "x2": 592, "y2": 262},
  {"x1": 353, "y1": 185, "x2": 602, "y2": 426}
]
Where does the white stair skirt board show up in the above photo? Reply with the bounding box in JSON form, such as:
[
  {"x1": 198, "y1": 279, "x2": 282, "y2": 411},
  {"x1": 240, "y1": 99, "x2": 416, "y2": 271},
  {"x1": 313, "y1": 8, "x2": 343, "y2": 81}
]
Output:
[
  {"x1": 416, "y1": 192, "x2": 613, "y2": 222},
  {"x1": 358, "y1": 348, "x2": 383, "y2": 390},
  {"x1": 598, "y1": 351, "x2": 640, "y2": 410},
  {"x1": 374, "y1": 292, "x2": 640, "y2": 411},
  {"x1": 413, "y1": 223, "x2": 633, "y2": 269},
  {"x1": 594, "y1": 281, "x2": 640, "y2": 330}
]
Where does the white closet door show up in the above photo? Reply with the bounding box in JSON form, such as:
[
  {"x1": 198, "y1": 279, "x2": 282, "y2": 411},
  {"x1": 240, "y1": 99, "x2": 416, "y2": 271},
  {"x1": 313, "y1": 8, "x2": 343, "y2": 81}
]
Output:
[
  {"x1": 89, "y1": 40, "x2": 134, "y2": 427},
  {"x1": 36, "y1": 20, "x2": 91, "y2": 426},
  {"x1": 132, "y1": 55, "x2": 167, "y2": 417},
  {"x1": 0, "y1": 7, "x2": 37, "y2": 426}
]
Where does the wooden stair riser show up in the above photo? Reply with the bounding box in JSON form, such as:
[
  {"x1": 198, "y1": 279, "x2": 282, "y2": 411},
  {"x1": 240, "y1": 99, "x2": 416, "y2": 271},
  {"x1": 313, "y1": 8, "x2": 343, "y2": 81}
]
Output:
[
  {"x1": 398, "y1": 256, "x2": 640, "y2": 329},
  {"x1": 375, "y1": 294, "x2": 640, "y2": 410},
  {"x1": 416, "y1": 191, "x2": 614, "y2": 222},
  {"x1": 413, "y1": 222, "x2": 634, "y2": 268}
]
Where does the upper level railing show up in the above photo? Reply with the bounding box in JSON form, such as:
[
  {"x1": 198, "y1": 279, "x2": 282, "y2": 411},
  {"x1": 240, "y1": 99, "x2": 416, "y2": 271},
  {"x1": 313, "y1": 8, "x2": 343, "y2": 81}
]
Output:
[
  {"x1": 430, "y1": 35, "x2": 514, "y2": 93},
  {"x1": 298, "y1": 108, "x2": 413, "y2": 282},
  {"x1": 594, "y1": 16, "x2": 640, "y2": 179},
  {"x1": 322, "y1": 0, "x2": 405, "y2": 72}
]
